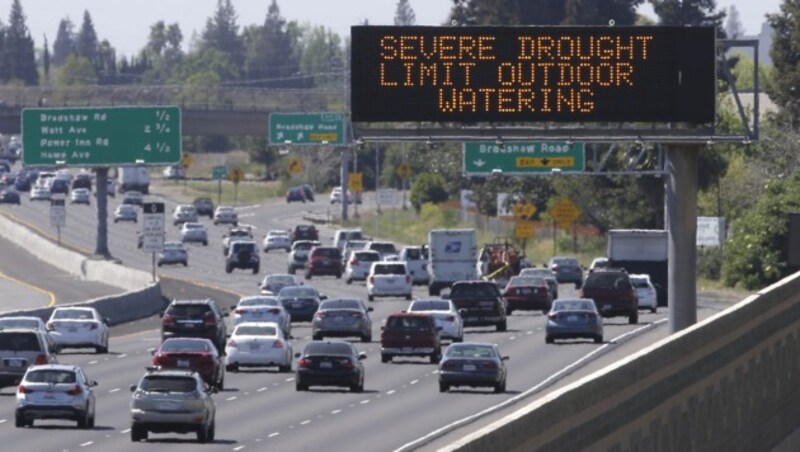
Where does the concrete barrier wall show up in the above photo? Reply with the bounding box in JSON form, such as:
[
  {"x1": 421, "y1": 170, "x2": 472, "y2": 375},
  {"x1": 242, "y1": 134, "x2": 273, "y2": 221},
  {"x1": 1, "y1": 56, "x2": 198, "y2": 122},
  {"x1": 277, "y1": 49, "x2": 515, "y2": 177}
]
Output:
[{"x1": 445, "y1": 272, "x2": 800, "y2": 452}]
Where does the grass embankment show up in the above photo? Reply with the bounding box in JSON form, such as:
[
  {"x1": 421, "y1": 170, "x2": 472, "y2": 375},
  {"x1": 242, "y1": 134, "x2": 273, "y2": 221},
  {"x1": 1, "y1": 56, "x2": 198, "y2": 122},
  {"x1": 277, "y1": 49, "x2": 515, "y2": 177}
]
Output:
[{"x1": 153, "y1": 180, "x2": 284, "y2": 205}]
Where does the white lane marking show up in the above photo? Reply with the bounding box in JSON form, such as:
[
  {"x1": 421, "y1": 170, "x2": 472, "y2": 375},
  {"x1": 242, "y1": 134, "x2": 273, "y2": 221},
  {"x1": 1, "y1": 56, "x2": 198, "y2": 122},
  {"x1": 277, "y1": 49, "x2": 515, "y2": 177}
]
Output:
[
  {"x1": 300, "y1": 420, "x2": 311, "y2": 425},
  {"x1": 226, "y1": 396, "x2": 237, "y2": 401},
  {"x1": 117, "y1": 354, "x2": 127, "y2": 358},
  {"x1": 257, "y1": 387, "x2": 268, "y2": 392},
  {"x1": 331, "y1": 409, "x2": 341, "y2": 414},
  {"x1": 285, "y1": 377, "x2": 294, "y2": 382},
  {"x1": 80, "y1": 441, "x2": 93, "y2": 447},
  {"x1": 394, "y1": 318, "x2": 669, "y2": 452},
  {"x1": 526, "y1": 331, "x2": 533, "y2": 335},
  {"x1": 88, "y1": 360, "x2": 98, "y2": 365},
  {"x1": 509, "y1": 336, "x2": 516, "y2": 341},
  {"x1": 268, "y1": 432, "x2": 280, "y2": 438},
  {"x1": 410, "y1": 379, "x2": 419, "y2": 385},
  {"x1": 121, "y1": 428, "x2": 131, "y2": 434},
  {"x1": 0, "y1": 419, "x2": 6, "y2": 424},
  {"x1": 386, "y1": 390, "x2": 396, "y2": 395},
  {"x1": 109, "y1": 388, "x2": 120, "y2": 393},
  {"x1": 233, "y1": 446, "x2": 246, "y2": 451},
  {"x1": 360, "y1": 399, "x2": 370, "y2": 405}
]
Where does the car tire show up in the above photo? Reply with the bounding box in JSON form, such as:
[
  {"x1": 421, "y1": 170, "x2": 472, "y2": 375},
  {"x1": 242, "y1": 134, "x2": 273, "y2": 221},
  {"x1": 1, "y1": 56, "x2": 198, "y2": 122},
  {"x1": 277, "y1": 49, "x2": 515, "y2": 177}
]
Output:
[
  {"x1": 650, "y1": 306, "x2": 657, "y2": 314},
  {"x1": 305, "y1": 272, "x2": 312, "y2": 280},
  {"x1": 545, "y1": 335, "x2": 554, "y2": 344},
  {"x1": 629, "y1": 312, "x2": 638, "y2": 324},
  {"x1": 439, "y1": 382, "x2": 449, "y2": 393},
  {"x1": 594, "y1": 335, "x2": 604, "y2": 344},
  {"x1": 217, "y1": 372, "x2": 224, "y2": 391},
  {"x1": 405, "y1": 293, "x2": 412, "y2": 301},
  {"x1": 361, "y1": 334, "x2": 371, "y2": 343},
  {"x1": 96, "y1": 344, "x2": 108, "y2": 354},
  {"x1": 336, "y1": 273, "x2": 342, "y2": 279},
  {"x1": 203, "y1": 241, "x2": 208, "y2": 246},
  {"x1": 225, "y1": 265, "x2": 232, "y2": 274},
  {"x1": 494, "y1": 380, "x2": 506, "y2": 394},
  {"x1": 288, "y1": 266, "x2": 295, "y2": 274},
  {"x1": 157, "y1": 262, "x2": 162, "y2": 267},
  {"x1": 429, "y1": 351, "x2": 440, "y2": 364},
  {"x1": 368, "y1": 294, "x2": 374, "y2": 302},
  {"x1": 77, "y1": 409, "x2": 90, "y2": 429},
  {"x1": 279, "y1": 363, "x2": 291, "y2": 373},
  {"x1": 346, "y1": 278, "x2": 352, "y2": 285},
  {"x1": 350, "y1": 382, "x2": 363, "y2": 393},
  {"x1": 296, "y1": 382, "x2": 308, "y2": 391},
  {"x1": 506, "y1": 307, "x2": 513, "y2": 316},
  {"x1": 312, "y1": 332, "x2": 323, "y2": 341},
  {"x1": 453, "y1": 336, "x2": 463, "y2": 343},
  {"x1": 197, "y1": 423, "x2": 210, "y2": 443},
  {"x1": 381, "y1": 354, "x2": 391, "y2": 363},
  {"x1": 131, "y1": 424, "x2": 147, "y2": 442},
  {"x1": 88, "y1": 412, "x2": 95, "y2": 428},
  {"x1": 183, "y1": 261, "x2": 188, "y2": 267},
  {"x1": 253, "y1": 266, "x2": 259, "y2": 274},
  {"x1": 496, "y1": 320, "x2": 507, "y2": 332},
  {"x1": 429, "y1": 285, "x2": 441, "y2": 296},
  {"x1": 225, "y1": 364, "x2": 238, "y2": 373},
  {"x1": 14, "y1": 410, "x2": 25, "y2": 428},
  {"x1": 207, "y1": 421, "x2": 216, "y2": 441}
]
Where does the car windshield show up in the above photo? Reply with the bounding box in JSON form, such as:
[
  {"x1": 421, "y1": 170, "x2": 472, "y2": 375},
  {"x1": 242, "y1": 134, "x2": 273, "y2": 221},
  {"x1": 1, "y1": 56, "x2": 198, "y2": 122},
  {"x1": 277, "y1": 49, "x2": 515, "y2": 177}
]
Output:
[
  {"x1": 520, "y1": 269, "x2": 554, "y2": 278},
  {"x1": 320, "y1": 299, "x2": 361, "y2": 310},
  {"x1": 410, "y1": 300, "x2": 450, "y2": 311},
  {"x1": 26, "y1": 369, "x2": 77, "y2": 384},
  {"x1": 372, "y1": 264, "x2": 406, "y2": 275},
  {"x1": 508, "y1": 277, "x2": 546, "y2": 287},
  {"x1": 450, "y1": 283, "x2": 497, "y2": 299},
  {"x1": 371, "y1": 243, "x2": 397, "y2": 254},
  {"x1": 279, "y1": 287, "x2": 317, "y2": 298},
  {"x1": 140, "y1": 376, "x2": 197, "y2": 393},
  {"x1": 303, "y1": 342, "x2": 353, "y2": 356},
  {"x1": 583, "y1": 272, "x2": 632, "y2": 290},
  {"x1": 160, "y1": 339, "x2": 213, "y2": 352},
  {"x1": 631, "y1": 278, "x2": 650, "y2": 289},
  {"x1": 446, "y1": 344, "x2": 497, "y2": 358},
  {"x1": 235, "y1": 325, "x2": 277, "y2": 336},
  {"x1": 0, "y1": 332, "x2": 40, "y2": 351},
  {"x1": 553, "y1": 300, "x2": 596, "y2": 312},
  {"x1": 553, "y1": 258, "x2": 579, "y2": 267},
  {"x1": 354, "y1": 251, "x2": 380, "y2": 261},
  {"x1": 185, "y1": 223, "x2": 203, "y2": 230},
  {"x1": 239, "y1": 297, "x2": 280, "y2": 307},
  {"x1": 0, "y1": 318, "x2": 39, "y2": 329},
  {"x1": 266, "y1": 275, "x2": 294, "y2": 285},
  {"x1": 386, "y1": 316, "x2": 432, "y2": 331},
  {"x1": 52, "y1": 309, "x2": 94, "y2": 320}
]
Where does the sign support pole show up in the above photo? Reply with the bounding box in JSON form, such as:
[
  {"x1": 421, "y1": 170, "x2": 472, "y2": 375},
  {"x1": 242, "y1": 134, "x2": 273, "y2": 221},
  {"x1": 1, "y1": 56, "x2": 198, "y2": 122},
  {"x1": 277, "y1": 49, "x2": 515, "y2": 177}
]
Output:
[
  {"x1": 552, "y1": 221, "x2": 557, "y2": 256},
  {"x1": 57, "y1": 225, "x2": 61, "y2": 246},
  {"x1": 151, "y1": 252, "x2": 156, "y2": 283},
  {"x1": 218, "y1": 179, "x2": 222, "y2": 205},
  {"x1": 340, "y1": 147, "x2": 349, "y2": 222},
  {"x1": 93, "y1": 167, "x2": 111, "y2": 259}
]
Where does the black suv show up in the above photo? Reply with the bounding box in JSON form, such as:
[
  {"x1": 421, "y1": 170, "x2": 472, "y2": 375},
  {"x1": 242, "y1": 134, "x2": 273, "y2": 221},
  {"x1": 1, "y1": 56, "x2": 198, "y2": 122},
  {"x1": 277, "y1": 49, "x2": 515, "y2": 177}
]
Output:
[
  {"x1": 193, "y1": 197, "x2": 215, "y2": 218},
  {"x1": 579, "y1": 268, "x2": 638, "y2": 324},
  {"x1": 225, "y1": 240, "x2": 260, "y2": 274},
  {"x1": 290, "y1": 224, "x2": 319, "y2": 243},
  {"x1": 447, "y1": 281, "x2": 508, "y2": 331},
  {"x1": 160, "y1": 299, "x2": 228, "y2": 352}
]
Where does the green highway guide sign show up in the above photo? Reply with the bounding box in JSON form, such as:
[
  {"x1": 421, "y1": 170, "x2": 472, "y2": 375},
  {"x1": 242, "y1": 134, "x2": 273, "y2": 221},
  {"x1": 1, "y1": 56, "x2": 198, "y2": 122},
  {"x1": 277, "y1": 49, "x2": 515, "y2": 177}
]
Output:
[
  {"x1": 22, "y1": 106, "x2": 181, "y2": 167},
  {"x1": 463, "y1": 142, "x2": 585, "y2": 175},
  {"x1": 269, "y1": 112, "x2": 345, "y2": 145}
]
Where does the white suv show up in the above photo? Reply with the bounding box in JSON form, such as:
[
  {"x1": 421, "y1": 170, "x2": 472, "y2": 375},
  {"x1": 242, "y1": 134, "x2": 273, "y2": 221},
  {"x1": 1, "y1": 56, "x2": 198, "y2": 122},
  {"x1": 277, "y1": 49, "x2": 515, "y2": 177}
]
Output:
[
  {"x1": 399, "y1": 246, "x2": 429, "y2": 285},
  {"x1": 345, "y1": 250, "x2": 381, "y2": 284},
  {"x1": 367, "y1": 261, "x2": 412, "y2": 301}
]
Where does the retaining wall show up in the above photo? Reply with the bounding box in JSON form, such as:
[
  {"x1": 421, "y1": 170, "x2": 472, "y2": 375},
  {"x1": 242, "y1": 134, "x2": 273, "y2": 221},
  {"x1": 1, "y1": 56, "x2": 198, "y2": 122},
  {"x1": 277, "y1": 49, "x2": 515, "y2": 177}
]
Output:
[{"x1": 444, "y1": 272, "x2": 800, "y2": 452}]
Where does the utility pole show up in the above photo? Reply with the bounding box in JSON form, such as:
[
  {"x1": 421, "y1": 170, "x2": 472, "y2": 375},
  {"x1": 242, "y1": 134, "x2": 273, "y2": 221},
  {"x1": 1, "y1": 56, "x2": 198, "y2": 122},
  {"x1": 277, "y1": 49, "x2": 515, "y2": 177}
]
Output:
[{"x1": 94, "y1": 167, "x2": 111, "y2": 258}]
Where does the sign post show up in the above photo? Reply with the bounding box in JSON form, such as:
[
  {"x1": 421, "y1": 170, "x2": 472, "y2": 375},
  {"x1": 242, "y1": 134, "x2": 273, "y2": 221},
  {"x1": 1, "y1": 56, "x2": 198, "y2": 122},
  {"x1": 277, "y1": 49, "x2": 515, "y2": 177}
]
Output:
[
  {"x1": 269, "y1": 113, "x2": 345, "y2": 145},
  {"x1": 548, "y1": 198, "x2": 581, "y2": 254},
  {"x1": 142, "y1": 202, "x2": 165, "y2": 282},
  {"x1": 49, "y1": 198, "x2": 66, "y2": 245},
  {"x1": 229, "y1": 167, "x2": 244, "y2": 205},
  {"x1": 212, "y1": 166, "x2": 227, "y2": 205}
]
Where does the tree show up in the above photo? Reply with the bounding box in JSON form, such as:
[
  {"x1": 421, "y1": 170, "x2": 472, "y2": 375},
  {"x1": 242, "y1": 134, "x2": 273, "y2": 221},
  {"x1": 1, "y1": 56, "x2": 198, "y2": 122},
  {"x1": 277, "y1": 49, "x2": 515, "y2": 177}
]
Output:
[
  {"x1": 1, "y1": 0, "x2": 38, "y2": 85},
  {"x1": 148, "y1": 21, "x2": 167, "y2": 55},
  {"x1": 199, "y1": 0, "x2": 245, "y2": 79},
  {"x1": 394, "y1": 0, "x2": 417, "y2": 26},
  {"x1": 95, "y1": 39, "x2": 117, "y2": 84},
  {"x1": 57, "y1": 54, "x2": 97, "y2": 86},
  {"x1": 650, "y1": 0, "x2": 725, "y2": 27},
  {"x1": 449, "y1": 0, "x2": 566, "y2": 26},
  {"x1": 298, "y1": 25, "x2": 343, "y2": 87},
  {"x1": 725, "y1": 5, "x2": 744, "y2": 38},
  {"x1": 410, "y1": 173, "x2": 449, "y2": 213},
  {"x1": 52, "y1": 17, "x2": 75, "y2": 65},
  {"x1": 767, "y1": 0, "x2": 800, "y2": 127},
  {"x1": 563, "y1": 0, "x2": 642, "y2": 26},
  {"x1": 75, "y1": 10, "x2": 98, "y2": 65},
  {"x1": 243, "y1": 0, "x2": 299, "y2": 87},
  {"x1": 43, "y1": 35, "x2": 50, "y2": 84}
]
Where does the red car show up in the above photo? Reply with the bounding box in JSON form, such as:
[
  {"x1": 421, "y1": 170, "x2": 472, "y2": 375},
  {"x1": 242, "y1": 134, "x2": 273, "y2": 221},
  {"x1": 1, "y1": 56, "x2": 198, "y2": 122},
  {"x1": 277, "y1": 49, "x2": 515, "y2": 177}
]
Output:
[
  {"x1": 503, "y1": 276, "x2": 553, "y2": 315},
  {"x1": 152, "y1": 338, "x2": 225, "y2": 389}
]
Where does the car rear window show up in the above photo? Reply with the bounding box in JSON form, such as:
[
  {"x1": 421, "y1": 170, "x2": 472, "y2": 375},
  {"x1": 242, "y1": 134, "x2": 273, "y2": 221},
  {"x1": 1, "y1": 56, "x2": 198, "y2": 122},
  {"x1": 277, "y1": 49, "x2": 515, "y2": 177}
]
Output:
[
  {"x1": 508, "y1": 276, "x2": 546, "y2": 287},
  {"x1": 553, "y1": 300, "x2": 596, "y2": 311},
  {"x1": 583, "y1": 273, "x2": 632, "y2": 290},
  {"x1": 141, "y1": 376, "x2": 197, "y2": 393},
  {"x1": 239, "y1": 297, "x2": 280, "y2": 307},
  {"x1": 410, "y1": 301, "x2": 450, "y2": 311},
  {"x1": 235, "y1": 325, "x2": 277, "y2": 336},
  {"x1": 166, "y1": 304, "x2": 211, "y2": 317},
  {"x1": 294, "y1": 242, "x2": 316, "y2": 251},
  {"x1": 450, "y1": 283, "x2": 498, "y2": 299},
  {"x1": 26, "y1": 370, "x2": 76, "y2": 384},
  {"x1": 320, "y1": 299, "x2": 361, "y2": 310},
  {"x1": 553, "y1": 258, "x2": 579, "y2": 266},
  {"x1": 52, "y1": 309, "x2": 94, "y2": 320},
  {"x1": 313, "y1": 248, "x2": 340, "y2": 258},
  {"x1": 304, "y1": 342, "x2": 353, "y2": 356},
  {"x1": 370, "y1": 243, "x2": 397, "y2": 254},
  {"x1": 446, "y1": 344, "x2": 496, "y2": 358},
  {"x1": 279, "y1": 287, "x2": 317, "y2": 298},
  {"x1": 160, "y1": 339, "x2": 212, "y2": 352},
  {"x1": 386, "y1": 316, "x2": 433, "y2": 330},
  {"x1": 354, "y1": 251, "x2": 380, "y2": 261},
  {"x1": 373, "y1": 264, "x2": 406, "y2": 275},
  {"x1": 0, "y1": 319, "x2": 39, "y2": 329},
  {"x1": 0, "y1": 332, "x2": 41, "y2": 351}
]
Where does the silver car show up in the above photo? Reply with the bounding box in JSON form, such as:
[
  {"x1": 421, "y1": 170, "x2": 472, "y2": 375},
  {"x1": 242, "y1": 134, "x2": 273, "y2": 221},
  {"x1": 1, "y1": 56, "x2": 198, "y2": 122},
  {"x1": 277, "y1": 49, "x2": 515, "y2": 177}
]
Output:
[
  {"x1": 180, "y1": 222, "x2": 208, "y2": 246},
  {"x1": 70, "y1": 188, "x2": 91, "y2": 205},
  {"x1": 311, "y1": 298, "x2": 373, "y2": 343},
  {"x1": 407, "y1": 299, "x2": 465, "y2": 342},
  {"x1": 172, "y1": 204, "x2": 198, "y2": 226},
  {"x1": 114, "y1": 204, "x2": 138, "y2": 223},
  {"x1": 259, "y1": 273, "x2": 300, "y2": 295},
  {"x1": 0, "y1": 329, "x2": 58, "y2": 388},
  {"x1": 130, "y1": 368, "x2": 216, "y2": 443},
  {"x1": 519, "y1": 267, "x2": 559, "y2": 299},
  {"x1": 158, "y1": 241, "x2": 189, "y2": 267},
  {"x1": 438, "y1": 342, "x2": 508, "y2": 393},
  {"x1": 15, "y1": 364, "x2": 97, "y2": 428},
  {"x1": 545, "y1": 298, "x2": 604, "y2": 344},
  {"x1": 0, "y1": 317, "x2": 56, "y2": 353},
  {"x1": 287, "y1": 240, "x2": 320, "y2": 273},
  {"x1": 213, "y1": 206, "x2": 238, "y2": 226},
  {"x1": 262, "y1": 229, "x2": 291, "y2": 252},
  {"x1": 231, "y1": 296, "x2": 292, "y2": 338},
  {"x1": 344, "y1": 250, "x2": 380, "y2": 283}
]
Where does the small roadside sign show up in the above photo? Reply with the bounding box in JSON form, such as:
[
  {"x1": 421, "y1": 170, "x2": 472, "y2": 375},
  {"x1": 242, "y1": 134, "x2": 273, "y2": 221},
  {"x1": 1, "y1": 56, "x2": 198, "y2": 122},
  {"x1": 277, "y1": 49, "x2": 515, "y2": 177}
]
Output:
[
  {"x1": 512, "y1": 202, "x2": 536, "y2": 220},
  {"x1": 348, "y1": 172, "x2": 363, "y2": 193},
  {"x1": 269, "y1": 113, "x2": 345, "y2": 145},
  {"x1": 463, "y1": 142, "x2": 585, "y2": 175},
  {"x1": 142, "y1": 202, "x2": 165, "y2": 253},
  {"x1": 287, "y1": 158, "x2": 304, "y2": 176},
  {"x1": 212, "y1": 166, "x2": 227, "y2": 180},
  {"x1": 515, "y1": 221, "x2": 535, "y2": 239},
  {"x1": 396, "y1": 164, "x2": 412, "y2": 179},
  {"x1": 49, "y1": 198, "x2": 66, "y2": 228},
  {"x1": 549, "y1": 197, "x2": 581, "y2": 229},
  {"x1": 229, "y1": 167, "x2": 244, "y2": 183},
  {"x1": 377, "y1": 188, "x2": 399, "y2": 206},
  {"x1": 181, "y1": 153, "x2": 193, "y2": 170}
]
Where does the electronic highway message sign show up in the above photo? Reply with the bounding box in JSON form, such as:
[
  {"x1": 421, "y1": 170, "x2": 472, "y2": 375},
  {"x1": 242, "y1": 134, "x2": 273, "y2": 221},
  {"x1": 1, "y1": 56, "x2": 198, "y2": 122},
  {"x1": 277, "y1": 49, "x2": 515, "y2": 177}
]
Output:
[{"x1": 351, "y1": 26, "x2": 715, "y2": 123}]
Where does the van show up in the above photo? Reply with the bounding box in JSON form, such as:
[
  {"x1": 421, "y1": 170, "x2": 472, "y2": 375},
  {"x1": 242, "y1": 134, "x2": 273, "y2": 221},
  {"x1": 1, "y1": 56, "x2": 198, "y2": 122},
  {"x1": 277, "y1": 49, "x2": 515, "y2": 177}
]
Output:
[
  {"x1": 0, "y1": 329, "x2": 58, "y2": 388},
  {"x1": 333, "y1": 229, "x2": 365, "y2": 250}
]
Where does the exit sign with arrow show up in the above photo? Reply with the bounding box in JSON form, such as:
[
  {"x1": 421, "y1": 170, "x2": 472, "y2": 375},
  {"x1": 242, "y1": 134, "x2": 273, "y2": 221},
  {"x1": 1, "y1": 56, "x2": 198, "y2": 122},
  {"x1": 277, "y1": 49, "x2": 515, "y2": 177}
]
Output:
[{"x1": 463, "y1": 142, "x2": 585, "y2": 175}]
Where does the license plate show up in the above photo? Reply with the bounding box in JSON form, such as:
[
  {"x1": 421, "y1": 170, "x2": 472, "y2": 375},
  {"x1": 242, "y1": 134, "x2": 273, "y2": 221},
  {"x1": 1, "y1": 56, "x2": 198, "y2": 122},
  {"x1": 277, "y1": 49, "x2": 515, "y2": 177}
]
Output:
[
  {"x1": 44, "y1": 392, "x2": 55, "y2": 400},
  {"x1": 385, "y1": 279, "x2": 395, "y2": 284},
  {"x1": 253, "y1": 311, "x2": 263, "y2": 317},
  {"x1": 603, "y1": 304, "x2": 611, "y2": 310},
  {"x1": 68, "y1": 327, "x2": 78, "y2": 333},
  {"x1": 402, "y1": 347, "x2": 412, "y2": 353},
  {"x1": 319, "y1": 361, "x2": 333, "y2": 369},
  {"x1": 7, "y1": 360, "x2": 23, "y2": 368},
  {"x1": 156, "y1": 401, "x2": 178, "y2": 410},
  {"x1": 335, "y1": 316, "x2": 344, "y2": 322},
  {"x1": 177, "y1": 359, "x2": 190, "y2": 367},
  {"x1": 249, "y1": 343, "x2": 260, "y2": 351},
  {"x1": 568, "y1": 315, "x2": 578, "y2": 322},
  {"x1": 463, "y1": 364, "x2": 476, "y2": 371},
  {"x1": 292, "y1": 302, "x2": 303, "y2": 308}
]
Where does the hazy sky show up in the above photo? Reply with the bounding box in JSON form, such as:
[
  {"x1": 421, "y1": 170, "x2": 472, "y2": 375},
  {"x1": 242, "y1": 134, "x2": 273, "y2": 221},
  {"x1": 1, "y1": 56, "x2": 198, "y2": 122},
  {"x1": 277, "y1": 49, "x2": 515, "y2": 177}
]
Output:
[{"x1": 13, "y1": 0, "x2": 784, "y2": 58}]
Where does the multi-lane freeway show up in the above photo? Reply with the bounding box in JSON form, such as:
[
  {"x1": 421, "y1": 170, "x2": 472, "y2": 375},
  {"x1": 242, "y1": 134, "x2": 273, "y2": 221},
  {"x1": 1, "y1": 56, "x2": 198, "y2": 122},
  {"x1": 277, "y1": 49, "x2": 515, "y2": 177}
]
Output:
[{"x1": 0, "y1": 184, "x2": 734, "y2": 451}]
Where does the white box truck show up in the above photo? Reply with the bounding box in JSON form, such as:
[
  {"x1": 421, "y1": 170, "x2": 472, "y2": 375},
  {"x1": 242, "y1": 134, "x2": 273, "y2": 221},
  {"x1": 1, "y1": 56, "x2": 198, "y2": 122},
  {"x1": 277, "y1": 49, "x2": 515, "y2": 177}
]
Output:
[
  {"x1": 428, "y1": 229, "x2": 478, "y2": 296},
  {"x1": 607, "y1": 229, "x2": 668, "y2": 306},
  {"x1": 118, "y1": 166, "x2": 151, "y2": 194}
]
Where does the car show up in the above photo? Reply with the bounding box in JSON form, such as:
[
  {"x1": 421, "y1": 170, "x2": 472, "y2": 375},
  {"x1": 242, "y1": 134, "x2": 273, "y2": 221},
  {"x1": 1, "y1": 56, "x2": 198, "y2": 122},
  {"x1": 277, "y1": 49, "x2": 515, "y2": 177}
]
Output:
[
  {"x1": 407, "y1": 298, "x2": 464, "y2": 342},
  {"x1": 579, "y1": 267, "x2": 638, "y2": 324},
  {"x1": 311, "y1": 298, "x2": 373, "y2": 342},
  {"x1": 299, "y1": 184, "x2": 315, "y2": 202},
  {"x1": 547, "y1": 256, "x2": 584, "y2": 288},
  {"x1": 519, "y1": 267, "x2": 559, "y2": 299},
  {"x1": 46, "y1": 307, "x2": 110, "y2": 354},
  {"x1": 344, "y1": 250, "x2": 381, "y2": 284},
  {"x1": 0, "y1": 329, "x2": 58, "y2": 388},
  {"x1": 114, "y1": 204, "x2": 138, "y2": 223},
  {"x1": 69, "y1": 188, "x2": 91, "y2": 205},
  {"x1": 160, "y1": 299, "x2": 228, "y2": 353},
  {"x1": 151, "y1": 338, "x2": 225, "y2": 389},
  {"x1": 446, "y1": 281, "x2": 508, "y2": 332},
  {"x1": 259, "y1": 273, "x2": 300, "y2": 295},
  {"x1": 438, "y1": 342, "x2": 508, "y2": 393},
  {"x1": 29, "y1": 185, "x2": 51, "y2": 201},
  {"x1": 157, "y1": 241, "x2": 189, "y2": 267},
  {"x1": 295, "y1": 340, "x2": 366, "y2": 392},
  {"x1": 262, "y1": 229, "x2": 291, "y2": 252},
  {"x1": 278, "y1": 285, "x2": 324, "y2": 322},
  {"x1": 341, "y1": 239, "x2": 370, "y2": 266},
  {"x1": 589, "y1": 257, "x2": 609, "y2": 272},
  {"x1": 305, "y1": 246, "x2": 343, "y2": 279},
  {"x1": 380, "y1": 312, "x2": 442, "y2": 363},
  {"x1": 71, "y1": 173, "x2": 92, "y2": 191},
  {"x1": 225, "y1": 322, "x2": 293, "y2": 372},
  {"x1": 94, "y1": 178, "x2": 115, "y2": 197},
  {"x1": 225, "y1": 240, "x2": 261, "y2": 274},
  {"x1": 231, "y1": 295, "x2": 291, "y2": 338},
  {"x1": 193, "y1": 197, "x2": 215, "y2": 218},
  {"x1": 213, "y1": 206, "x2": 238, "y2": 226},
  {"x1": 286, "y1": 186, "x2": 306, "y2": 203},
  {"x1": 129, "y1": 368, "x2": 217, "y2": 443},
  {"x1": 290, "y1": 224, "x2": 319, "y2": 243},
  {"x1": 399, "y1": 245, "x2": 429, "y2": 285},
  {"x1": 365, "y1": 240, "x2": 399, "y2": 260},
  {"x1": 503, "y1": 276, "x2": 553, "y2": 315},
  {"x1": 163, "y1": 165, "x2": 185, "y2": 180},
  {"x1": 330, "y1": 186, "x2": 362, "y2": 204},
  {"x1": 545, "y1": 298, "x2": 604, "y2": 344},
  {"x1": 49, "y1": 178, "x2": 69, "y2": 195},
  {"x1": 222, "y1": 227, "x2": 254, "y2": 255},
  {"x1": 287, "y1": 240, "x2": 320, "y2": 273},
  {"x1": 333, "y1": 228, "x2": 366, "y2": 250},
  {"x1": 367, "y1": 261, "x2": 413, "y2": 301},
  {"x1": 180, "y1": 222, "x2": 209, "y2": 246},
  {"x1": 0, "y1": 187, "x2": 20, "y2": 204},
  {"x1": 0, "y1": 316, "x2": 56, "y2": 353},
  {"x1": 15, "y1": 364, "x2": 97, "y2": 428},
  {"x1": 172, "y1": 204, "x2": 198, "y2": 226},
  {"x1": 14, "y1": 173, "x2": 31, "y2": 192},
  {"x1": 631, "y1": 273, "x2": 658, "y2": 313},
  {"x1": 121, "y1": 190, "x2": 143, "y2": 206}
]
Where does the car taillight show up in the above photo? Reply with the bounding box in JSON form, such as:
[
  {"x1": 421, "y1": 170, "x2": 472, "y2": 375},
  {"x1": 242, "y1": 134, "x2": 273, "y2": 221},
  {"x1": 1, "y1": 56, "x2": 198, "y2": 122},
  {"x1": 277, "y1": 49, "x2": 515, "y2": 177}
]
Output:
[
  {"x1": 442, "y1": 361, "x2": 459, "y2": 370},
  {"x1": 350, "y1": 259, "x2": 358, "y2": 266},
  {"x1": 17, "y1": 385, "x2": 33, "y2": 394},
  {"x1": 204, "y1": 313, "x2": 216, "y2": 327},
  {"x1": 369, "y1": 276, "x2": 375, "y2": 284},
  {"x1": 298, "y1": 358, "x2": 309, "y2": 368},
  {"x1": 35, "y1": 354, "x2": 48, "y2": 365},
  {"x1": 272, "y1": 340, "x2": 283, "y2": 348},
  {"x1": 66, "y1": 385, "x2": 82, "y2": 396},
  {"x1": 234, "y1": 309, "x2": 245, "y2": 315},
  {"x1": 46, "y1": 322, "x2": 56, "y2": 331},
  {"x1": 350, "y1": 312, "x2": 361, "y2": 318},
  {"x1": 315, "y1": 312, "x2": 327, "y2": 319},
  {"x1": 548, "y1": 313, "x2": 559, "y2": 320},
  {"x1": 227, "y1": 339, "x2": 237, "y2": 348},
  {"x1": 444, "y1": 316, "x2": 455, "y2": 322},
  {"x1": 339, "y1": 358, "x2": 353, "y2": 369},
  {"x1": 89, "y1": 322, "x2": 98, "y2": 330},
  {"x1": 162, "y1": 315, "x2": 175, "y2": 327},
  {"x1": 269, "y1": 308, "x2": 280, "y2": 315},
  {"x1": 481, "y1": 361, "x2": 498, "y2": 370}
]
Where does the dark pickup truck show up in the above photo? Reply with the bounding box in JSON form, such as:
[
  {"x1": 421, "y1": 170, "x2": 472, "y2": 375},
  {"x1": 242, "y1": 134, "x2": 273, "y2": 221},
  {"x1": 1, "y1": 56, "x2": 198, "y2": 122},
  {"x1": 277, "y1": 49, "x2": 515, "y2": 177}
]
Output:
[
  {"x1": 579, "y1": 268, "x2": 638, "y2": 324},
  {"x1": 447, "y1": 281, "x2": 507, "y2": 332}
]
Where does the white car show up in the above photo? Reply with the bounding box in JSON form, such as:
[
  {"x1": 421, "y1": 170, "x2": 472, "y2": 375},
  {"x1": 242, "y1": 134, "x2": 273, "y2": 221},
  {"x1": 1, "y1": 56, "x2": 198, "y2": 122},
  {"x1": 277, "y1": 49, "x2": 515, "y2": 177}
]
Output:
[
  {"x1": 333, "y1": 228, "x2": 366, "y2": 250},
  {"x1": 213, "y1": 206, "x2": 238, "y2": 226},
  {"x1": 121, "y1": 190, "x2": 143, "y2": 206},
  {"x1": 180, "y1": 222, "x2": 208, "y2": 246},
  {"x1": 259, "y1": 273, "x2": 300, "y2": 295},
  {"x1": 30, "y1": 185, "x2": 51, "y2": 201},
  {"x1": 262, "y1": 230, "x2": 291, "y2": 253},
  {"x1": 399, "y1": 245, "x2": 429, "y2": 285},
  {"x1": 157, "y1": 241, "x2": 189, "y2": 266},
  {"x1": 70, "y1": 188, "x2": 91, "y2": 205},
  {"x1": 46, "y1": 307, "x2": 109, "y2": 354},
  {"x1": 287, "y1": 240, "x2": 320, "y2": 273},
  {"x1": 224, "y1": 322, "x2": 293, "y2": 373},
  {"x1": 163, "y1": 165, "x2": 185, "y2": 180},
  {"x1": 172, "y1": 204, "x2": 198, "y2": 226},
  {"x1": 114, "y1": 204, "x2": 138, "y2": 223},
  {"x1": 365, "y1": 241, "x2": 399, "y2": 261},
  {"x1": 344, "y1": 250, "x2": 381, "y2": 284},
  {"x1": 589, "y1": 257, "x2": 609, "y2": 272},
  {"x1": 15, "y1": 364, "x2": 98, "y2": 428},
  {"x1": 0, "y1": 316, "x2": 56, "y2": 353},
  {"x1": 232, "y1": 296, "x2": 291, "y2": 337},
  {"x1": 367, "y1": 261, "x2": 413, "y2": 301},
  {"x1": 407, "y1": 299, "x2": 464, "y2": 342},
  {"x1": 630, "y1": 273, "x2": 657, "y2": 313}
]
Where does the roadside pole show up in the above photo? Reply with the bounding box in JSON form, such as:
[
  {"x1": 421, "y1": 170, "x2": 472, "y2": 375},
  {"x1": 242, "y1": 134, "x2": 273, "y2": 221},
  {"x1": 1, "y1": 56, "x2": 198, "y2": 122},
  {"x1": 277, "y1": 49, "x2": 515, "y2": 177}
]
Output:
[
  {"x1": 94, "y1": 167, "x2": 110, "y2": 258},
  {"x1": 341, "y1": 147, "x2": 349, "y2": 222}
]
